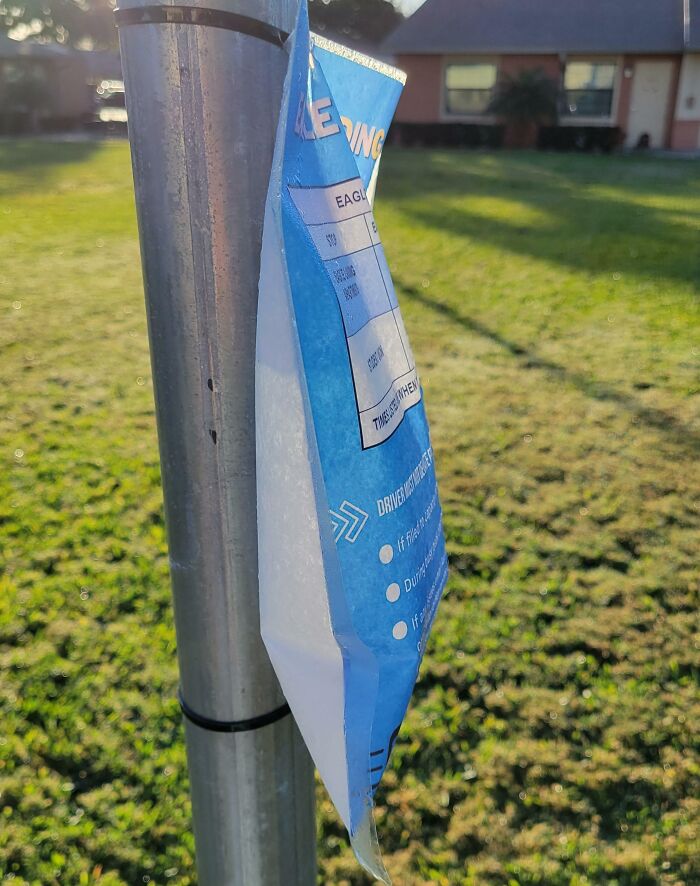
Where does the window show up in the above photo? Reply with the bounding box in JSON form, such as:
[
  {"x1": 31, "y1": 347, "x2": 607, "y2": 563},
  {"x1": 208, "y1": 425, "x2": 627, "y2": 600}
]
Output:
[
  {"x1": 563, "y1": 61, "x2": 616, "y2": 118},
  {"x1": 445, "y1": 63, "x2": 497, "y2": 115}
]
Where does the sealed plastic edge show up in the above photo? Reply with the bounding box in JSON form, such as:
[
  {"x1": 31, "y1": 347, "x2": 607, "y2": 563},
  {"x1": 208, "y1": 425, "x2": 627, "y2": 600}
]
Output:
[
  {"x1": 310, "y1": 31, "x2": 406, "y2": 84},
  {"x1": 350, "y1": 808, "x2": 391, "y2": 885}
]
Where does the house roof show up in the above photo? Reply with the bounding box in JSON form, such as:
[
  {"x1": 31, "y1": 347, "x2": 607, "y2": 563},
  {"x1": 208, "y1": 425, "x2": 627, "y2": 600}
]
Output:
[
  {"x1": 690, "y1": 0, "x2": 700, "y2": 51},
  {"x1": 383, "y1": 0, "x2": 694, "y2": 55}
]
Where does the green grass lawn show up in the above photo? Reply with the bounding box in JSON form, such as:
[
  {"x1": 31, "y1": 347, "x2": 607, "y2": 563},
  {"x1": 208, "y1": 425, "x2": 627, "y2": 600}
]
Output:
[{"x1": 1, "y1": 141, "x2": 698, "y2": 886}]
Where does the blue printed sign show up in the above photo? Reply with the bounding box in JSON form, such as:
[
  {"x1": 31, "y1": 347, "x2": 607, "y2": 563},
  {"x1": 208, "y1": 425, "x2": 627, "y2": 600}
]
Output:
[{"x1": 256, "y1": 6, "x2": 448, "y2": 881}]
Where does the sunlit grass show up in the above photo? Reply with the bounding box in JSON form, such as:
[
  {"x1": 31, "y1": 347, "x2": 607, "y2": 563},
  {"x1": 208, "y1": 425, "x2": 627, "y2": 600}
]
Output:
[{"x1": 1, "y1": 141, "x2": 698, "y2": 885}]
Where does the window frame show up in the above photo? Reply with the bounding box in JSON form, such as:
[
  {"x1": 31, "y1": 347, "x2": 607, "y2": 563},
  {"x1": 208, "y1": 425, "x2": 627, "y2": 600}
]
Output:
[
  {"x1": 441, "y1": 56, "x2": 499, "y2": 122},
  {"x1": 560, "y1": 56, "x2": 622, "y2": 126}
]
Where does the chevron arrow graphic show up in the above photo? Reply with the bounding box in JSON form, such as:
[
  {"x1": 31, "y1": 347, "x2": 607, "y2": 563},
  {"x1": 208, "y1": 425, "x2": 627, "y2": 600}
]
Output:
[{"x1": 329, "y1": 500, "x2": 369, "y2": 543}]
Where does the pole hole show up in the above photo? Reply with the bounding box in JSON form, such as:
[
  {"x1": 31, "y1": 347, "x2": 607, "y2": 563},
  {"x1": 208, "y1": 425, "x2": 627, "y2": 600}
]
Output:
[{"x1": 209, "y1": 429, "x2": 217, "y2": 445}]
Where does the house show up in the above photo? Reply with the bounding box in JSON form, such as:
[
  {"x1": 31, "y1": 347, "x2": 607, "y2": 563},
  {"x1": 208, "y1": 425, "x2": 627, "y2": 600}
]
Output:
[
  {"x1": 0, "y1": 36, "x2": 121, "y2": 133},
  {"x1": 383, "y1": 0, "x2": 700, "y2": 151},
  {"x1": 0, "y1": 35, "x2": 91, "y2": 132}
]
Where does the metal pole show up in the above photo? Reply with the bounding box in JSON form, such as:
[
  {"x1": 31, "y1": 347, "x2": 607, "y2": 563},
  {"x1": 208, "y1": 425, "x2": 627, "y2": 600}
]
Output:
[{"x1": 116, "y1": 1, "x2": 317, "y2": 883}]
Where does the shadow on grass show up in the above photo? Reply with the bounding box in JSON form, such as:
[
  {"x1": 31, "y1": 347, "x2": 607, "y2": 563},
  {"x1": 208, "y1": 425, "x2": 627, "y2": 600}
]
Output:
[
  {"x1": 399, "y1": 279, "x2": 700, "y2": 456},
  {"x1": 0, "y1": 138, "x2": 102, "y2": 197},
  {"x1": 382, "y1": 150, "x2": 700, "y2": 289}
]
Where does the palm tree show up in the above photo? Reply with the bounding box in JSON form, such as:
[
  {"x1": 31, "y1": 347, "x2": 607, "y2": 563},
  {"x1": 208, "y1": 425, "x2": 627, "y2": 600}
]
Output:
[{"x1": 488, "y1": 69, "x2": 559, "y2": 149}]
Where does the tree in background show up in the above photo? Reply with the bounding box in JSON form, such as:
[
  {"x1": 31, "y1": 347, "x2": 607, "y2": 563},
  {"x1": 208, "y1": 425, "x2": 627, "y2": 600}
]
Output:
[
  {"x1": 0, "y1": 0, "x2": 403, "y2": 50},
  {"x1": 0, "y1": 0, "x2": 116, "y2": 47},
  {"x1": 488, "y1": 69, "x2": 559, "y2": 149},
  {"x1": 309, "y1": 0, "x2": 403, "y2": 47},
  {"x1": 2, "y1": 62, "x2": 50, "y2": 130}
]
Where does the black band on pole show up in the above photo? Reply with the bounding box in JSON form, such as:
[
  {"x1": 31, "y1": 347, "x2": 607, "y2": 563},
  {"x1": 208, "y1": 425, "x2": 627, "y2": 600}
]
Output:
[
  {"x1": 178, "y1": 689, "x2": 291, "y2": 733},
  {"x1": 114, "y1": 5, "x2": 290, "y2": 47}
]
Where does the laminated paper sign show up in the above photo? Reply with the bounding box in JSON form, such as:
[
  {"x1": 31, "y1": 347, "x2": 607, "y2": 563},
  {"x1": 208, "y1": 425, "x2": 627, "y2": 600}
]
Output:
[{"x1": 256, "y1": 4, "x2": 448, "y2": 880}]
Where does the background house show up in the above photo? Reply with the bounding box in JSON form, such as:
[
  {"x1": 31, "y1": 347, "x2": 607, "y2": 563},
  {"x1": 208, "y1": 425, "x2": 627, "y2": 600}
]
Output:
[
  {"x1": 383, "y1": 0, "x2": 700, "y2": 151},
  {"x1": 0, "y1": 35, "x2": 121, "y2": 133},
  {"x1": 0, "y1": 35, "x2": 88, "y2": 132}
]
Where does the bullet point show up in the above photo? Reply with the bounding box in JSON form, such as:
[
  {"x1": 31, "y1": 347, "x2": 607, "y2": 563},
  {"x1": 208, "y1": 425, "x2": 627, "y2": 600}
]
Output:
[
  {"x1": 386, "y1": 583, "x2": 400, "y2": 603},
  {"x1": 379, "y1": 544, "x2": 393, "y2": 564},
  {"x1": 392, "y1": 621, "x2": 408, "y2": 640}
]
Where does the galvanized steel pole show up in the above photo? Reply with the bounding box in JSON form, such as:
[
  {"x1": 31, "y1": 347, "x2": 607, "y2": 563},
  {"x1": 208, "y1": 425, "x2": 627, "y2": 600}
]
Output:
[{"x1": 116, "y1": 1, "x2": 316, "y2": 882}]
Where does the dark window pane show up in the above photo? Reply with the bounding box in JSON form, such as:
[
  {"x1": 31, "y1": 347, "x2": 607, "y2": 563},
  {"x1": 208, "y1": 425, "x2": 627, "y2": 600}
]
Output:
[{"x1": 563, "y1": 89, "x2": 614, "y2": 118}]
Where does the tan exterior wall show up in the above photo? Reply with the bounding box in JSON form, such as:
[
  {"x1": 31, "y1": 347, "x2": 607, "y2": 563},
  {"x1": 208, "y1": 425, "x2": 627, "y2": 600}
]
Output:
[
  {"x1": 666, "y1": 56, "x2": 683, "y2": 146},
  {"x1": 674, "y1": 54, "x2": 700, "y2": 122},
  {"x1": 53, "y1": 57, "x2": 92, "y2": 118},
  {"x1": 616, "y1": 55, "x2": 681, "y2": 148},
  {"x1": 394, "y1": 55, "x2": 443, "y2": 123},
  {"x1": 670, "y1": 51, "x2": 700, "y2": 147},
  {"x1": 670, "y1": 120, "x2": 700, "y2": 149},
  {"x1": 499, "y1": 54, "x2": 561, "y2": 81},
  {"x1": 616, "y1": 56, "x2": 635, "y2": 129}
]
